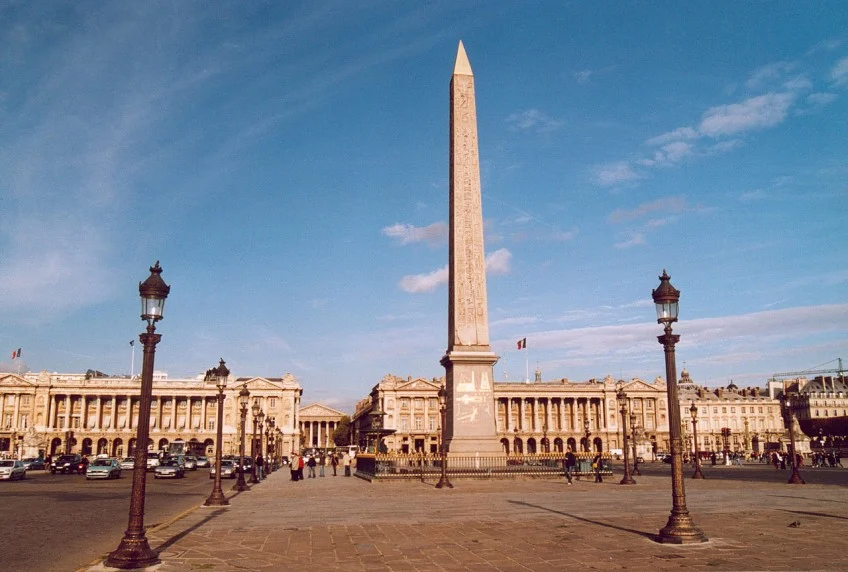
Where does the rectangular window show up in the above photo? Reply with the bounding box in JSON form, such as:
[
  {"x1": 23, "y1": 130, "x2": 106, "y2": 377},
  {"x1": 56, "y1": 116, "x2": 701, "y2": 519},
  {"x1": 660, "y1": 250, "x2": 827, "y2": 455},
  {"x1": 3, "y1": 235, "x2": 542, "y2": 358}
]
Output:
[
  {"x1": 414, "y1": 399, "x2": 424, "y2": 410},
  {"x1": 722, "y1": 407, "x2": 727, "y2": 413},
  {"x1": 740, "y1": 407, "x2": 745, "y2": 413},
  {"x1": 415, "y1": 416, "x2": 423, "y2": 430},
  {"x1": 20, "y1": 414, "x2": 28, "y2": 428},
  {"x1": 21, "y1": 395, "x2": 30, "y2": 405},
  {"x1": 731, "y1": 407, "x2": 735, "y2": 413},
  {"x1": 758, "y1": 407, "x2": 763, "y2": 413},
  {"x1": 269, "y1": 397, "x2": 277, "y2": 408},
  {"x1": 429, "y1": 416, "x2": 437, "y2": 431},
  {"x1": 401, "y1": 417, "x2": 409, "y2": 430},
  {"x1": 208, "y1": 419, "x2": 215, "y2": 431}
]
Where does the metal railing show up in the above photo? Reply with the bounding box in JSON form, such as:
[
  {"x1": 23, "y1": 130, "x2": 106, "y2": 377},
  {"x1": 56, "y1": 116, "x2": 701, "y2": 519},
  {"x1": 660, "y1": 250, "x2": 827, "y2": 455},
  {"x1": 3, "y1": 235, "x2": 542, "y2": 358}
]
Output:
[{"x1": 354, "y1": 452, "x2": 613, "y2": 481}]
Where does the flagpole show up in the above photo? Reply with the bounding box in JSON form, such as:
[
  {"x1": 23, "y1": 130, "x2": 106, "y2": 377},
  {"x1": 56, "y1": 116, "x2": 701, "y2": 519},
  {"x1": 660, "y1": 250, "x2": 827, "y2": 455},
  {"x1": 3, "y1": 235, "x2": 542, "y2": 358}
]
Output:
[
  {"x1": 131, "y1": 342, "x2": 136, "y2": 378},
  {"x1": 525, "y1": 351, "x2": 529, "y2": 383}
]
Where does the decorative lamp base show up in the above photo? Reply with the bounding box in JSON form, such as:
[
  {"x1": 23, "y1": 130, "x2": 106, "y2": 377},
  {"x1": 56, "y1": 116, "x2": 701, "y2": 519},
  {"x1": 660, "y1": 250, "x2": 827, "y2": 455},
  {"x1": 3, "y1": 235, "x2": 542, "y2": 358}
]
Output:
[
  {"x1": 657, "y1": 512, "x2": 708, "y2": 544},
  {"x1": 203, "y1": 490, "x2": 230, "y2": 506},
  {"x1": 104, "y1": 536, "x2": 160, "y2": 569}
]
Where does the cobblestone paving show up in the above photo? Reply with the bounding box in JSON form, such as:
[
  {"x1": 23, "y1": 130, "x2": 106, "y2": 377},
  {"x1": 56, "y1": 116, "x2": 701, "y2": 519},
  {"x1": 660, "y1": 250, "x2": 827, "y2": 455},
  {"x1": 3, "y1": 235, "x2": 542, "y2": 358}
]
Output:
[{"x1": 89, "y1": 466, "x2": 848, "y2": 571}]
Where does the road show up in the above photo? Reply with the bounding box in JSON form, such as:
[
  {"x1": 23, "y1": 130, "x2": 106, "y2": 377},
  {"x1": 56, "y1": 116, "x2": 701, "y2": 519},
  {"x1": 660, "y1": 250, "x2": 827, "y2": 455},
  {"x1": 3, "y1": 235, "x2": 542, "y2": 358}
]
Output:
[{"x1": 0, "y1": 466, "x2": 220, "y2": 572}]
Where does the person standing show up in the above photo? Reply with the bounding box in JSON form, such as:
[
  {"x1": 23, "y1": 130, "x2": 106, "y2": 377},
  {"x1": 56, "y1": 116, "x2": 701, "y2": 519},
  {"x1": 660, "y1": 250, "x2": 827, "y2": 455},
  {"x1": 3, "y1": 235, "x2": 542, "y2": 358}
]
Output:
[
  {"x1": 343, "y1": 452, "x2": 351, "y2": 477},
  {"x1": 564, "y1": 449, "x2": 576, "y2": 485},
  {"x1": 593, "y1": 452, "x2": 603, "y2": 483},
  {"x1": 307, "y1": 454, "x2": 317, "y2": 478},
  {"x1": 256, "y1": 453, "x2": 264, "y2": 480},
  {"x1": 298, "y1": 453, "x2": 305, "y2": 480},
  {"x1": 319, "y1": 453, "x2": 326, "y2": 477},
  {"x1": 331, "y1": 454, "x2": 338, "y2": 476},
  {"x1": 290, "y1": 452, "x2": 299, "y2": 481}
]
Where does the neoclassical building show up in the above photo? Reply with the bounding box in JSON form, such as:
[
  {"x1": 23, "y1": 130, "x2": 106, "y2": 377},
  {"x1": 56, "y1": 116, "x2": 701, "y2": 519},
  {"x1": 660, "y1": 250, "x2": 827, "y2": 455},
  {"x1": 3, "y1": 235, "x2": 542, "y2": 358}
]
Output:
[
  {"x1": 297, "y1": 403, "x2": 347, "y2": 451},
  {"x1": 0, "y1": 370, "x2": 303, "y2": 460},
  {"x1": 351, "y1": 369, "x2": 788, "y2": 457}
]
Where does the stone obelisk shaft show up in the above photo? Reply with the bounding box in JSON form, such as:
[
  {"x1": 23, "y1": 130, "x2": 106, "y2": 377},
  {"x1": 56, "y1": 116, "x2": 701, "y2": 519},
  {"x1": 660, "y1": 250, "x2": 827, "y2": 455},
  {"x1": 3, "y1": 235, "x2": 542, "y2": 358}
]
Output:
[{"x1": 441, "y1": 41, "x2": 501, "y2": 455}]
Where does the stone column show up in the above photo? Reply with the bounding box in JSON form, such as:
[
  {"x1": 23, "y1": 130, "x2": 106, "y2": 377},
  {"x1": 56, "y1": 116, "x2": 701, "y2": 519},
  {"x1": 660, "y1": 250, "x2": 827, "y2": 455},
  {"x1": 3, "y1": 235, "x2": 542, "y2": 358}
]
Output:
[
  {"x1": 12, "y1": 393, "x2": 21, "y2": 429},
  {"x1": 63, "y1": 395, "x2": 70, "y2": 430},
  {"x1": 171, "y1": 397, "x2": 177, "y2": 430},
  {"x1": 96, "y1": 397, "x2": 103, "y2": 430},
  {"x1": 111, "y1": 396, "x2": 117, "y2": 430}
]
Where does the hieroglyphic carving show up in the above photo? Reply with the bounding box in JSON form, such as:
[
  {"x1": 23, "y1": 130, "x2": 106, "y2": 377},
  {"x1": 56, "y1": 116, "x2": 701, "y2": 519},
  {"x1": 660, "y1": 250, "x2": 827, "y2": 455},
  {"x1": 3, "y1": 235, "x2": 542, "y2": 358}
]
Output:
[{"x1": 449, "y1": 71, "x2": 490, "y2": 349}]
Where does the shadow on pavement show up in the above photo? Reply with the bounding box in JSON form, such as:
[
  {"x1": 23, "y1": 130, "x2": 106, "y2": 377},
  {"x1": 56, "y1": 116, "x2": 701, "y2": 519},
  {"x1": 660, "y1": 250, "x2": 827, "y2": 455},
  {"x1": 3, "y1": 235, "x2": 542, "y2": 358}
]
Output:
[
  {"x1": 154, "y1": 508, "x2": 229, "y2": 552},
  {"x1": 781, "y1": 509, "x2": 848, "y2": 521},
  {"x1": 507, "y1": 499, "x2": 658, "y2": 541}
]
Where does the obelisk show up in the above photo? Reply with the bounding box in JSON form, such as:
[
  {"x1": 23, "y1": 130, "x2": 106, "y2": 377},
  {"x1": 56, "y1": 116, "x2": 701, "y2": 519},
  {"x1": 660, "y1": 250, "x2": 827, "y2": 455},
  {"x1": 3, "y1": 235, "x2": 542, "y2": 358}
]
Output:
[{"x1": 440, "y1": 41, "x2": 501, "y2": 454}]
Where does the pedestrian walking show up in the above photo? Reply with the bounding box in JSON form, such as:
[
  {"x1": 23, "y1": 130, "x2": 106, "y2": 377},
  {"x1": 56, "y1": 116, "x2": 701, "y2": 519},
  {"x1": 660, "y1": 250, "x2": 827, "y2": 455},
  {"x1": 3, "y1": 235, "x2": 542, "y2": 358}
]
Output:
[
  {"x1": 563, "y1": 450, "x2": 576, "y2": 485},
  {"x1": 256, "y1": 453, "x2": 264, "y2": 480},
  {"x1": 343, "y1": 452, "x2": 351, "y2": 477}
]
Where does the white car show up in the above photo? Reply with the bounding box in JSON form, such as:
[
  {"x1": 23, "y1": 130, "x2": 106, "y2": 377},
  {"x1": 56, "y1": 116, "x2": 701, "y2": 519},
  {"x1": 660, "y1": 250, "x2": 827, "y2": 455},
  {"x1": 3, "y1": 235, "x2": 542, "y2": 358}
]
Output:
[
  {"x1": 119, "y1": 457, "x2": 135, "y2": 470},
  {"x1": 0, "y1": 459, "x2": 26, "y2": 480}
]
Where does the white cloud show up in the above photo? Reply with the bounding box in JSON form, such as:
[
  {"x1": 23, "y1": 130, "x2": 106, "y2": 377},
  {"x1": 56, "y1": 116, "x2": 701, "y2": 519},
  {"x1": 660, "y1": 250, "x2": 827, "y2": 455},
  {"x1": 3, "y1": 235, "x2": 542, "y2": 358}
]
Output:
[
  {"x1": 398, "y1": 248, "x2": 512, "y2": 293},
  {"x1": 594, "y1": 161, "x2": 641, "y2": 186},
  {"x1": 399, "y1": 265, "x2": 449, "y2": 293},
  {"x1": 608, "y1": 196, "x2": 686, "y2": 223},
  {"x1": 699, "y1": 92, "x2": 795, "y2": 137},
  {"x1": 806, "y1": 92, "x2": 838, "y2": 106},
  {"x1": 485, "y1": 248, "x2": 512, "y2": 275},
  {"x1": 806, "y1": 39, "x2": 842, "y2": 56},
  {"x1": 505, "y1": 109, "x2": 563, "y2": 132},
  {"x1": 831, "y1": 57, "x2": 848, "y2": 87},
  {"x1": 738, "y1": 189, "x2": 767, "y2": 202},
  {"x1": 745, "y1": 61, "x2": 797, "y2": 90},
  {"x1": 382, "y1": 222, "x2": 447, "y2": 246},
  {"x1": 613, "y1": 232, "x2": 646, "y2": 249},
  {"x1": 574, "y1": 70, "x2": 593, "y2": 84},
  {"x1": 645, "y1": 127, "x2": 699, "y2": 146}
]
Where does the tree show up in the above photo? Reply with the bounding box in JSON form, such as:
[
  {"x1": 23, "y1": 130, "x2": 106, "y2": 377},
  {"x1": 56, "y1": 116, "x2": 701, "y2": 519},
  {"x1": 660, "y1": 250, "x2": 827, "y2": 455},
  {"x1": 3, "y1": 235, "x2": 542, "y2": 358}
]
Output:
[{"x1": 332, "y1": 416, "x2": 352, "y2": 446}]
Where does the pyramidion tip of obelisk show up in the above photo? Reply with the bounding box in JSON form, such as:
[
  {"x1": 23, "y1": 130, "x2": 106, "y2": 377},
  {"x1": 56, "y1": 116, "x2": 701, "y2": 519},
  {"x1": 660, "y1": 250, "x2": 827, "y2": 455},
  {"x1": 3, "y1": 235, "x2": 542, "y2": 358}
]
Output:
[{"x1": 453, "y1": 40, "x2": 473, "y2": 76}]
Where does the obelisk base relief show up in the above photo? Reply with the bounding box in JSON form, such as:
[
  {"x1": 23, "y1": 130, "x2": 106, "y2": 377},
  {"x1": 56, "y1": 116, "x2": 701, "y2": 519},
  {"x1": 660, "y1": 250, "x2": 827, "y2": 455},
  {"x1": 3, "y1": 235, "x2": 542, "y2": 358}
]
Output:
[{"x1": 441, "y1": 351, "x2": 502, "y2": 454}]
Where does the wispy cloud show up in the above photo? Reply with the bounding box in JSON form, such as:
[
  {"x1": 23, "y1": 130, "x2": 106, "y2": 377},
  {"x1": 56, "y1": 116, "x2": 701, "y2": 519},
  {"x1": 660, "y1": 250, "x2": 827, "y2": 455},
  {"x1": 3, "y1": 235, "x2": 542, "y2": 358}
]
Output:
[
  {"x1": 608, "y1": 197, "x2": 687, "y2": 223},
  {"x1": 594, "y1": 161, "x2": 641, "y2": 186},
  {"x1": 745, "y1": 60, "x2": 797, "y2": 90},
  {"x1": 398, "y1": 248, "x2": 512, "y2": 293},
  {"x1": 382, "y1": 222, "x2": 448, "y2": 246},
  {"x1": 832, "y1": 57, "x2": 848, "y2": 87},
  {"x1": 505, "y1": 109, "x2": 563, "y2": 132},
  {"x1": 699, "y1": 92, "x2": 795, "y2": 137},
  {"x1": 573, "y1": 66, "x2": 615, "y2": 85}
]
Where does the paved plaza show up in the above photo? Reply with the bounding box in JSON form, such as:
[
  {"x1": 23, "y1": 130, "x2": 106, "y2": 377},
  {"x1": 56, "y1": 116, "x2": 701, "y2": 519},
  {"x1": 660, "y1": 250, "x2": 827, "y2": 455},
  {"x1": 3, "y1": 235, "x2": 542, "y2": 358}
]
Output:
[{"x1": 87, "y1": 464, "x2": 848, "y2": 571}]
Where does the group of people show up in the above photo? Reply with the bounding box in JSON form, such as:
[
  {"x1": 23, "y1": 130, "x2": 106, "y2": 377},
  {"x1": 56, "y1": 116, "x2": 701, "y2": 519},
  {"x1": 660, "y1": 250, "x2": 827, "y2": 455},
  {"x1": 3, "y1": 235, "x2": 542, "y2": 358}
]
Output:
[
  {"x1": 562, "y1": 450, "x2": 606, "y2": 484},
  {"x1": 288, "y1": 451, "x2": 353, "y2": 481}
]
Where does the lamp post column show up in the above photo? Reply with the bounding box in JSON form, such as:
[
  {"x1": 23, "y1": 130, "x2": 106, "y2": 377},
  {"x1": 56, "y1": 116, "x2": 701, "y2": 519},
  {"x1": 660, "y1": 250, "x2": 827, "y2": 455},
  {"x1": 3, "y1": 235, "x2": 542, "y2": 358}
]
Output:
[
  {"x1": 435, "y1": 387, "x2": 453, "y2": 489},
  {"x1": 249, "y1": 404, "x2": 260, "y2": 484},
  {"x1": 233, "y1": 387, "x2": 250, "y2": 492},
  {"x1": 690, "y1": 403, "x2": 704, "y2": 479},
  {"x1": 618, "y1": 389, "x2": 635, "y2": 485},
  {"x1": 106, "y1": 262, "x2": 170, "y2": 569},
  {"x1": 204, "y1": 359, "x2": 229, "y2": 507},
  {"x1": 653, "y1": 270, "x2": 707, "y2": 544},
  {"x1": 630, "y1": 410, "x2": 641, "y2": 476},
  {"x1": 783, "y1": 395, "x2": 805, "y2": 485}
]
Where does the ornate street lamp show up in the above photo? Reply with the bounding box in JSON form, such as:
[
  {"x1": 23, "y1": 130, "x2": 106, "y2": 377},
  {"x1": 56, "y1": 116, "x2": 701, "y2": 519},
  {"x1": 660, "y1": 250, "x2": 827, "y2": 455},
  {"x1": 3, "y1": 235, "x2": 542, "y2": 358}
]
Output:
[
  {"x1": 630, "y1": 411, "x2": 641, "y2": 476},
  {"x1": 249, "y1": 400, "x2": 261, "y2": 484},
  {"x1": 233, "y1": 386, "x2": 250, "y2": 492},
  {"x1": 617, "y1": 388, "x2": 635, "y2": 485},
  {"x1": 689, "y1": 402, "x2": 704, "y2": 479},
  {"x1": 780, "y1": 393, "x2": 805, "y2": 485},
  {"x1": 106, "y1": 262, "x2": 170, "y2": 569},
  {"x1": 204, "y1": 359, "x2": 230, "y2": 507},
  {"x1": 652, "y1": 270, "x2": 707, "y2": 544},
  {"x1": 435, "y1": 386, "x2": 453, "y2": 489},
  {"x1": 583, "y1": 417, "x2": 591, "y2": 452}
]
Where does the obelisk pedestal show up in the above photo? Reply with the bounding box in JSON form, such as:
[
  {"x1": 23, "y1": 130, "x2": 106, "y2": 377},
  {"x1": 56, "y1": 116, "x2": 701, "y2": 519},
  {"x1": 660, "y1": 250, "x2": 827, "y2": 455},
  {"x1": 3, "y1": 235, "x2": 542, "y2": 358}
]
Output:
[{"x1": 441, "y1": 41, "x2": 502, "y2": 455}]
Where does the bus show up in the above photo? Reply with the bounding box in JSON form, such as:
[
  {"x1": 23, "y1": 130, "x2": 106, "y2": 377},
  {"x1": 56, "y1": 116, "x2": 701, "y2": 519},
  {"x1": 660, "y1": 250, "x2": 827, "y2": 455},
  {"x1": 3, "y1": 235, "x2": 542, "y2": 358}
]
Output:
[{"x1": 167, "y1": 439, "x2": 205, "y2": 457}]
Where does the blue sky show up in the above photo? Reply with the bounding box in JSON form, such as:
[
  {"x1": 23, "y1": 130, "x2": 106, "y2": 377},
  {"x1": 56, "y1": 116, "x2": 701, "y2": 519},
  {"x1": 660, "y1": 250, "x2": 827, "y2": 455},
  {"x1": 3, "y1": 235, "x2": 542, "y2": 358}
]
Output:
[{"x1": 1, "y1": 2, "x2": 846, "y2": 412}]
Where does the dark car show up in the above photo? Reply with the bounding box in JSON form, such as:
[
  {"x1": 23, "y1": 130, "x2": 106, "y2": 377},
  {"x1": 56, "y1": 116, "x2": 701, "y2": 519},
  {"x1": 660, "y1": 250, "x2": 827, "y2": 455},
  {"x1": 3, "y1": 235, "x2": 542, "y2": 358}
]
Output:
[
  {"x1": 51, "y1": 454, "x2": 85, "y2": 474},
  {"x1": 22, "y1": 457, "x2": 47, "y2": 470}
]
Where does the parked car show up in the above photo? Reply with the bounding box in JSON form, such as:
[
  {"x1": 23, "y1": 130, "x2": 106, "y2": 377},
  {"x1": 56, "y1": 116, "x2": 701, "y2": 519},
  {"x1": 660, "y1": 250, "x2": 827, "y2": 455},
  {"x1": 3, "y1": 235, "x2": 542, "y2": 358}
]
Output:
[
  {"x1": 210, "y1": 459, "x2": 237, "y2": 479},
  {"x1": 22, "y1": 457, "x2": 46, "y2": 470},
  {"x1": 51, "y1": 454, "x2": 85, "y2": 474},
  {"x1": 146, "y1": 452, "x2": 161, "y2": 471},
  {"x1": 119, "y1": 457, "x2": 135, "y2": 470},
  {"x1": 184, "y1": 456, "x2": 198, "y2": 470},
  {"x1": 195, "y1": 456, "x2": 211, "y2": 468},
  {"x1": 280, "y1": 456, "x2": 290, "y2": 466},
  {"x1": 154, "y1": 459, "x2": 185, "y2": 479},
  {"x1": 86, "y1": 458, "x2": 122, "y2": 479},
  {"x1": 0, "y1": 459, "x2": 27, "y2": 480}
]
